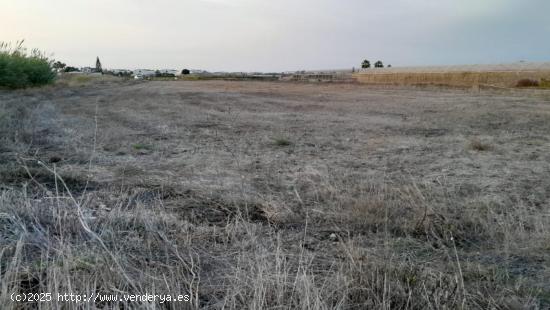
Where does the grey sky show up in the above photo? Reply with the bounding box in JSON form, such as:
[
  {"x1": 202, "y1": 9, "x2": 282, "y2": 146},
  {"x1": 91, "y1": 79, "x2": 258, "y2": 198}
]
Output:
[{"x1": 1, "y1": 0, "x2": 549, "y2": 71}]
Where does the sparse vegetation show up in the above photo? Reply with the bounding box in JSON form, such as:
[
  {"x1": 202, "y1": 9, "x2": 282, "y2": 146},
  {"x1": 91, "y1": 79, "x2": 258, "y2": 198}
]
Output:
[
  {"x1": 1, "y1": 80, "x2": 550, "y2": 309},
  {"x1": 132, "y1": 143, "x2": 153, "y2": 150},
  {"x1": 74, "y1": 75, "x2": 93, "y2": 83},
  {"x1": 53, "y1": 72, "x2": 121, "y2": 87},
  {"x1": 272, "y1": 137, "x2": 291, "y2": 146},
  {"x1": 516, "y1": 78, "x2": 540, "y2": 88},
  {"x1": 0, "y1": 41, "x2": 55, "y2": 89},
  {"x1": 468, "y1": 138, "x2": 492, "y2": 151}
]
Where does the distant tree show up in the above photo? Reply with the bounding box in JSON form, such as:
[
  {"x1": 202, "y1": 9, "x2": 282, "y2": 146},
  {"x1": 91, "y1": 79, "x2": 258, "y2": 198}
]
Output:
[
  {"x1": 63, "y1": 66, "x2": 79, "y2": 72},
  {"x1": 374, "y1": 60, "x2": 384, "y2": 68},
  {"x1": 181, "y1": 69, "x2": 190, "y2": 75},
  {"x1": 117, "y1": 70, "x2": 133, "y2": 77},
  {"x1": 361, "y1": 59, "x2": 371, "y2": 69},
  {"x1": 387, "y1": 64, "x2": 392, "y2": 68},
  {"x1": 154, "y1": 70, "x2": 175, "y2": 78},
  {"x1": 53, "y1": 61, "x2": 66, "y2": 70},
  {"x1": 95, "y1": 57, "x2": 103, "y2": 73}
]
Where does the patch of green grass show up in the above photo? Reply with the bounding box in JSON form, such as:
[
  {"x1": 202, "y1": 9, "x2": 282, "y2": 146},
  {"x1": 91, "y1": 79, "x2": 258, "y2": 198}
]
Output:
[
  {"x1": 55, "y1": 73, "x2": 118, "y2": 87},
  {"x1": 132, "y1": 143, "x2": 153, "y2": 151},
  {"x1": 273, "y1": 137, "x2": 291, "y2": 147},
  {"x1": 180, "y1": 75, "x2": 201, "y2": 81},
  {"x1": 74, "y1": 75, "x2": 92, "y2": 84}
]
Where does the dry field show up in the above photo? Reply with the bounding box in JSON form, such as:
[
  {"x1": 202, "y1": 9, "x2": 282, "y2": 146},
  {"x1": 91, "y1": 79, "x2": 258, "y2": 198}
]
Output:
[
  {"x1": 1, "y1": 78, "x2": 550, "y2": 309},
  {"x1": 354, "y1": 62, "x2": 550, "y2": 88}
]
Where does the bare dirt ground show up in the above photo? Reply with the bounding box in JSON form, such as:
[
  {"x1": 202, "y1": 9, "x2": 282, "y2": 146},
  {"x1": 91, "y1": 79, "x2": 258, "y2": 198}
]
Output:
[{"x1": 1, "y1": 79, "x2": 550, "y2": 309}]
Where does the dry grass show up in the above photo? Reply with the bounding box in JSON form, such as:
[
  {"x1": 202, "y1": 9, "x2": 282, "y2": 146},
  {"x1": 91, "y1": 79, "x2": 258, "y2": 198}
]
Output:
[
  {"x1": 516, "y1": 79, "x2": 540, "y2": 88},
  {"x1": 354, "y1": 66, "x2": 550, "y2": 88},
  {"x1": 54, "y1": 73, "x2": 122, "y2": 87},
  {"x1": 468, "y1": 138, "x2": 492, "y2": 151},
  {"x1": 540, "y1": 78, "x2": 550, "y2": 89},
  {"x1": 1, "y1": 80, "x2": 550, "y2": 309}
]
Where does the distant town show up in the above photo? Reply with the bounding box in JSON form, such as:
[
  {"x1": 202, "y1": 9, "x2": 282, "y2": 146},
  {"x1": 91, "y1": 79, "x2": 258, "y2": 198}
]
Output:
[{"x1": 51, "y1": 57, "x2": 366, "y2": 82}]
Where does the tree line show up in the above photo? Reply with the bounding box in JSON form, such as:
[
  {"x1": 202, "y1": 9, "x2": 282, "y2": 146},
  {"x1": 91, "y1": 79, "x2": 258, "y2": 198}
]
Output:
[{"x1": 361, "y1": 59, "x2": 391, "y2": 69}]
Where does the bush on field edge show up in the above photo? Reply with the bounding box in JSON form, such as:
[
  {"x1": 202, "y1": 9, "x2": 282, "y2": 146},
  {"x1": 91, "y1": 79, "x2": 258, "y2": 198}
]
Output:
[{"x1": 0, "y1": 41, "x2": 55, "y2": 89}]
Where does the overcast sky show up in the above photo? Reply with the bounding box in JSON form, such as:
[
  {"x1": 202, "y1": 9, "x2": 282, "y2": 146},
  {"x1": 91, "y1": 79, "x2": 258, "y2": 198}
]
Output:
[{"x1": 1, "y1": 0, "x2": 549, "y2": 71}]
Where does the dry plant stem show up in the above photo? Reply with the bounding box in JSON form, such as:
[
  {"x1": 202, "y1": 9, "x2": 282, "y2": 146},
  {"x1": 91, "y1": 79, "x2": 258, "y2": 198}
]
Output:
[
  {"x1": 36, "y1": 160, "x2": 140, "y2": 294},
  {"x1": 451, "y1": 233, "x2": 466, "y2": 309},
  {"x1": 79, "y1": 98, "x2": 99, "y2": 205}
]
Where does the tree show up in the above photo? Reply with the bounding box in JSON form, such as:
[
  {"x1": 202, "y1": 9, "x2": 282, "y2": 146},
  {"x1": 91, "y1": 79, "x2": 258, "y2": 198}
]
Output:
[
  {"x1": 53, "y1": 61, "x2": 66, "y2": 70},
  {"x1": 63, "y1": 66, "x2": 79, "y2": 72},
  {"x1": 387, "y1": 64, "x2": 392, "y2": 68},
  {"x1": 117, "y1": 70, "x2": 132, "y2": 77},
  {"x1": 374, "y1": 60, "x2": 384, "y2": 68},
  {"x1": 361, "y1": 59, "x2": 370, "y2": 69},
  {"x1": 154, "y1": 70, "x2": 175, "y2": 78},
  {"x1": 95, "y1": 57, "x2": 103, "y2": 73},
  {"x1": 181, "y1": 69, "x2": 190, "y2": 75}
]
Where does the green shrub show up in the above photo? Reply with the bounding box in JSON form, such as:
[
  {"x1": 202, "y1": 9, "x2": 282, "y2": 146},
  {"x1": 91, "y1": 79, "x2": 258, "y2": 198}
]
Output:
[
  {"x1": 64, "y1": 66, "x2": 79, "y2": 73},
  {"x1": 0, "y1": 41, "x2": 55, "y2": 89},
  {"x1": 132, "y1": 143, "x2": 153, "y2": 151},
  {"x1": 273, "y1": 137, "x2": 291, "y2": 146}
]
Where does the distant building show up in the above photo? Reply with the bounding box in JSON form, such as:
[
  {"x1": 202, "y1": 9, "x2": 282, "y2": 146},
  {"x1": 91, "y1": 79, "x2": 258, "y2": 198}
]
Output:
[
  {"x1": 159, "y1": 69, "x2": 180, "y2": 76},
  {"x1": 133, "y1": 69, "x2": 156, "y2": 77},
  {"x1": 190, "y1": 69, "x2": 210, "y2": 75},
  {"x1": 81, "y1": 67, "x2": 94, "y2": 73},
  {"x1": 111, "y1": 69, "x2": 133, "y2": 76}
]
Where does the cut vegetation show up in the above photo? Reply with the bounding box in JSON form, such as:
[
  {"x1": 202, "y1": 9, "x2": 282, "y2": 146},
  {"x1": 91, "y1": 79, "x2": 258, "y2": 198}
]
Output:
[{"x1": 1, "y1": 80, "x2": 550, "y2": 309}]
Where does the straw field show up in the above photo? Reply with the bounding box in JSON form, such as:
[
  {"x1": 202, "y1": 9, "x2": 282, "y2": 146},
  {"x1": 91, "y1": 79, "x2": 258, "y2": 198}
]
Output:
[{"x1": 354, "y1": 62, "x2": 550, "y2": 88}]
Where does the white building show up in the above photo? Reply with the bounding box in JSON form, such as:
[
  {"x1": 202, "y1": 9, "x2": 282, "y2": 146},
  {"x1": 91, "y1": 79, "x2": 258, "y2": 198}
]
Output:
[
  {"x1": 133, "y1": 69, "x2": 156, "y2": 77},
  {"x1": 111, "y1": 69, "x2": 132, "y2": 75},
  {"x1": 159, "y1": 69, "x2": 180, "y2": 76},
  {"x1": 81, "y1": 67, "x2": 94, "y2": 73}
]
